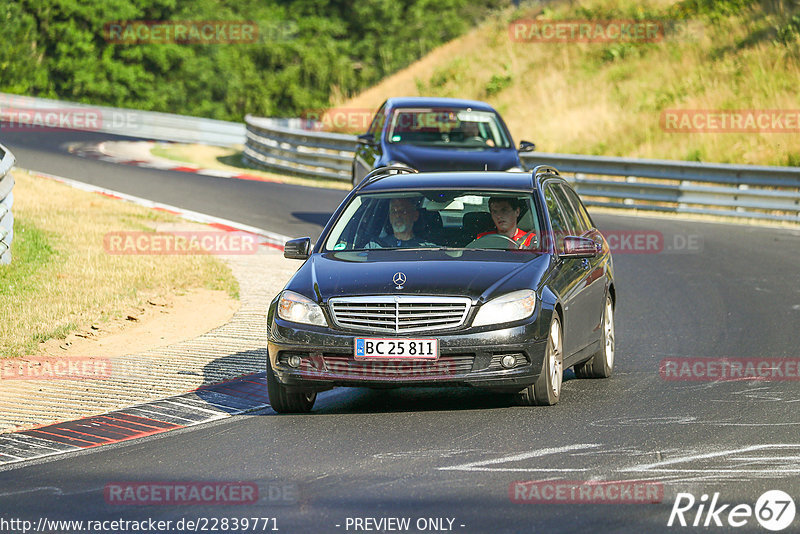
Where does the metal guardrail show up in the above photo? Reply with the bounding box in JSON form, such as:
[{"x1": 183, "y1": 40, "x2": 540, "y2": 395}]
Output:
[
  {"x1": 522, "y1": 153, "x2": 800, "y2": 222},
  {"x1": 0, "y1": 92, "x2": 245, "y2": 146},
  {"x1": 0, "y1": 143, "x2": 16, "y2": 264},
  {"x1": 243, "y1": 115, "x2": 800, "y2": 222},
  {"x1": 243, "y1": 115, "x2": 356, "y2": 181}
]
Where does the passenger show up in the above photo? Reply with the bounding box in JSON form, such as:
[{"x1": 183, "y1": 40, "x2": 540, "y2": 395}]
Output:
[
  {"x1": 477, "y1": 197, "x2": 536, "y2": 247},
  {"x1": 367, "y1": 198, "x2": 436, "y2": 248}
]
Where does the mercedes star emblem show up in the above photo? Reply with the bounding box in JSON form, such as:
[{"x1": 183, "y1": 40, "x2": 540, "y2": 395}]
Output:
[{"x1": 393, "y1": 272, "x2": 406, "y2": 289}]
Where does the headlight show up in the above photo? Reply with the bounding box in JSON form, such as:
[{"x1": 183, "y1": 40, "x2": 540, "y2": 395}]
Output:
[
  {"x1": 472, "y1": 289, "x2": 537, "y2": 327},
  {"x1": 277, "y1": 290, "x2": 327, "y2": 326}
]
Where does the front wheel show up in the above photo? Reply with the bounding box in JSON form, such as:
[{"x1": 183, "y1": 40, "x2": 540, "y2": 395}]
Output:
[
  {"x1": 517, "y1": 316, "x2": 563, "y2": 406},
  {"x1": 266, "y1": 359, "x2": 316, "y2": 413},
  {"x1": 574, "y1": 295, "x2": 615, "y2": 379}
]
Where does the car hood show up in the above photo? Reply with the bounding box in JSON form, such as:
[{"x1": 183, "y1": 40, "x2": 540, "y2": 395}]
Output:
[
  {"x1": 387, "y1": 144, "x2": 521, "y2": 171},
  {"x1": 286, "y1": 250, "x2": 551, "y2": 303}
]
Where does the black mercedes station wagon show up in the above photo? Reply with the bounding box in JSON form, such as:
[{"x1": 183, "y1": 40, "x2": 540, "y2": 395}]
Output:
[{"x1": 267, "y1": 166, "x2": 615, "y2": 413}]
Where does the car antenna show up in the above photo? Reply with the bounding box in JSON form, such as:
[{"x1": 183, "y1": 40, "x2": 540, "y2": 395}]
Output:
[{"x1": 484, "y1": 164, "x2": 488, "y2": 171}]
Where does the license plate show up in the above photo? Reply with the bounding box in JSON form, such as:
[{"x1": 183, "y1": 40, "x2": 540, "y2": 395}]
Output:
[{"x1": 354, "y1": 338, "x2": 439, "y2": 360}]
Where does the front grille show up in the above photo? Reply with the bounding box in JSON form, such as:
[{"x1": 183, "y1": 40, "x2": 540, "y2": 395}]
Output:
[
  {"x1": 321, "y1": 354, "x2": 475, "y2": 378},
  {"x1": 328, "y1": 296, "x2": 471, "y2": 333}
]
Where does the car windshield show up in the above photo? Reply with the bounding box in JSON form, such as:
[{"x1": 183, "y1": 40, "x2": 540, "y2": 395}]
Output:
[
  {"x1": 323, "y1": 190, "x2": 541, "y2": 252},
  {"x1": 386, "y1": 108, "x2": 512, "y2": 148}
]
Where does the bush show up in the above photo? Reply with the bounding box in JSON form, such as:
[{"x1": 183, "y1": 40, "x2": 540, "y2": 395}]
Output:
[{"x1": 0, "y1": 0, "x2": 506, "y2": 121}]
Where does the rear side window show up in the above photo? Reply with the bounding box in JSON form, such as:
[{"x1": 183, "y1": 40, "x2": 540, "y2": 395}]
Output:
[
  {"x1": 559, "y1": 185, "x2": 595, "y2": 231},
  {"x1": 552, "y1": 184, "x2": 588, "y2": 235},
  {"x1": 544, "y1": 185, "x2": 570, "y2": 253}
]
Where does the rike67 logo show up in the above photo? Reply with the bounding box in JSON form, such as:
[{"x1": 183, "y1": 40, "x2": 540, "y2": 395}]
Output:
[{"x1": 668, "y1": 490, "x2": 796, "y2": 531}]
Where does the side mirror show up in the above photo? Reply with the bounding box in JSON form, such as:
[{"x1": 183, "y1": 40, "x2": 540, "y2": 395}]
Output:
[
  {"x1": 561, "y1": 236, "x2": 597, "y2": 258},
  {"x1": 518, "y1": 140, "x2": 536, "y2": 152},
  {"x1": 357, "y1": 133, "x2": 378, "y2": 146},
  {"x1": 284, "y1": 237, "x2": 312, "y2": 260}
]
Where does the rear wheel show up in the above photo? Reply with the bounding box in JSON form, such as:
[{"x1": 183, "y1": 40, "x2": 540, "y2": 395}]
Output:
[
  {"x1": 574, "y1": 295, "x2": 615, "y2": 379},
  {"x1": 266, "y1": 359, "x2": 316, "y2": 413},
  {"x1": 517, "y1": 316, "x2": 563, "y2": 406}
]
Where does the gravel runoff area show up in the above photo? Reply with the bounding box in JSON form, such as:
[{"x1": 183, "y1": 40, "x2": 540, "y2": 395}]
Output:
[{"x1": 0, "y1": 243, "x2": 299, "y2": 434}]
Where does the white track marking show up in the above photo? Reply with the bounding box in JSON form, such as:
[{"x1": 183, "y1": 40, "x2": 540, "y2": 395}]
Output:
[
  {"x1": 0, "y1": 486, "x2": 64, "y2": 498},
  {"x1": 438, "y1": 444, "x2": 600, "y2": 472},
  {"x1": 623, "y1": 444, "x2": 800, "y2": 477},
  {"x1": 27, "y1": 169, "x2": 292, "y2": 246}
]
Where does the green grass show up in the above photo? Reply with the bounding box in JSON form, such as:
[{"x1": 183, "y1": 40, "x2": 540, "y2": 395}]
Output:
[
  {"x1": 1, "y1": 170, "x2": 240, "y2": 358},
  {"x1": 1, "y1": 219, "x2": 85, "y2": 354},
  {"x1": 0, "y1": 219, "x2": 56, "y2": 296}
]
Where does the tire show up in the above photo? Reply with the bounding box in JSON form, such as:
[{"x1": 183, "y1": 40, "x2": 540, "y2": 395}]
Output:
[
  {"x1": 517, "y1": 316, "x2": 563, "y2": 406},
  {"x1": 266, "y1": 359, "x2": 316, "y2": 413},
  {"x1": 574, "y1": 295, "x2": 615, "y2": 379}
]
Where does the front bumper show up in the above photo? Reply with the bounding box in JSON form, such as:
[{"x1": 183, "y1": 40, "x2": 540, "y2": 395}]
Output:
[{"x1": 267, "y1": 312, "x2": 551, "y2": 391}]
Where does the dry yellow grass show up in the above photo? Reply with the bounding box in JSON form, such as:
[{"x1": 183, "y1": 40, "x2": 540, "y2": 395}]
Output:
[
  {"x1": 0, "y1": 170, "x2": 238, "y2": 358},
  {"x1": 340, "y1": 0, "x2": 800, "y2": 166}
]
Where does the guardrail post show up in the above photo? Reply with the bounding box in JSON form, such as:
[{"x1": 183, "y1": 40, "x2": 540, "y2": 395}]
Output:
[{"x1": 0, "y1": 143, "x2": 17, "y2": 265}]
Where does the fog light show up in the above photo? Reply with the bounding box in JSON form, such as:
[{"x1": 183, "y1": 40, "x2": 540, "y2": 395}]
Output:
[
  {"x1": 501, "y1": 355, "x2": 517, "y2": 369},
  {"x1": 287, "y1": 355, "x2": 303, "y2": 368}
]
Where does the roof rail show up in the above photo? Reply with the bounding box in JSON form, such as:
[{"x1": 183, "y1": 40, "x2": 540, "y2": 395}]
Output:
[
  {"x1": 531, "y1": 165, "x2": 559, "y2": 187},
  {"x1": 355, "y1": 165, "x2": 419, "y2": 192},
  {"x1": 532, "y1": 165, "x2": 559, "y2": 177}
]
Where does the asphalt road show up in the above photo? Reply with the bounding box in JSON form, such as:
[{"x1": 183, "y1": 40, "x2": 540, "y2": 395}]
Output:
[
  {"x1": 0, "y1": 126, "x2": 345, "y2": 240},
  {"x1": 2, "y1": 128, "x2": 800, "y2": 533}
]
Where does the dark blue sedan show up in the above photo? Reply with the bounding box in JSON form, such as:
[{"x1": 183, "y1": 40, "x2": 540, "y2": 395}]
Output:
[{"x1": 351, "y1": 97, "x2": 536, "y2": 186}]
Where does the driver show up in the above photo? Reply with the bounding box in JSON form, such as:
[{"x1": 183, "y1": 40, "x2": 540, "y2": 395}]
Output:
[
  {"x1": 477, "y1": 197, "x2": 536, "y2": 247},
  {"x1": 367, "y1": 197, "x2": 436, "y2": 248},
  {"x1": 462, "y1": 121, "x2": 494, "y2": 147}
]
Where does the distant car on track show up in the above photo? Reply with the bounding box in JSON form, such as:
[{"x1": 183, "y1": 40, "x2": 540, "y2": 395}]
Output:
[
  {"x1": 267, "y1": 166, "x2": 615, "y2": 413},
  {"x1": 351, "y1": 97, "x2": 536, "y2": 187}
]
